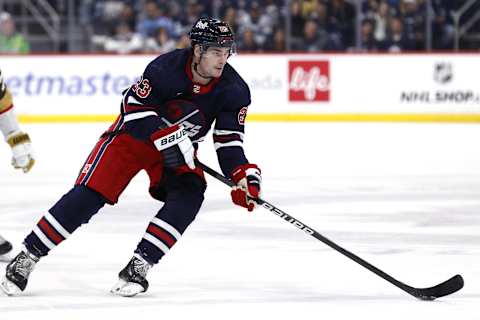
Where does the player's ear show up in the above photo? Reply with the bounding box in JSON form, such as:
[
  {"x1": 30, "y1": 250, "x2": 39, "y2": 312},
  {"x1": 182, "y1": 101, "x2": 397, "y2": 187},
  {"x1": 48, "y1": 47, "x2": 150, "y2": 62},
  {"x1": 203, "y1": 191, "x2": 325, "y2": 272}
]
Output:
[{"x1": 193, "y1": 44, "x2": 202, "y2": 59}]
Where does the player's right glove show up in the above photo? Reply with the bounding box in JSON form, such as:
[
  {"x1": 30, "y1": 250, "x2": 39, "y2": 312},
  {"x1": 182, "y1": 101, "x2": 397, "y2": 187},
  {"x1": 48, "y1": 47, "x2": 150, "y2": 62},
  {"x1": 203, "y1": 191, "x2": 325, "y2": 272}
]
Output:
[
  {"x1": 6, "y1": 131, "x2": 35, "y2": 173},
  {"x1": 231, "y1": 164, "x2": 262, "y2": 212},
  {"x1": 151, "y1": 124, "x2": 195, "y2": 170}
]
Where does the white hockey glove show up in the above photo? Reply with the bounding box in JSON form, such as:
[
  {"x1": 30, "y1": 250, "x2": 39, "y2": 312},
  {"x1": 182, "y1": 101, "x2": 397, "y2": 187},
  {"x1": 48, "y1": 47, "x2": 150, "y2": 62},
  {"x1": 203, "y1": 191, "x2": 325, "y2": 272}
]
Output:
[
  {"x1": 6, "y1": 131, "x2": 35, "y2": 173},
  {"x1": 151, "y1": 124, "x2": 195, "y2": 170},
  {"x1": 231, "y1": 164, "x2": 262, "y2": 212}
]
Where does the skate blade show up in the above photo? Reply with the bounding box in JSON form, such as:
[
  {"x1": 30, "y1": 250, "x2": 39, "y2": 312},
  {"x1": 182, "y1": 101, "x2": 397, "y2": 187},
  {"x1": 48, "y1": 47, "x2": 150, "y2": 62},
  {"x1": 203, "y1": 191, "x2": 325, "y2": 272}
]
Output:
[
  {"x1": 0, "y1": 277, "x2": 22, "y2": 296},
  {"x1": 110, "y1": 279, "x2": 145, "y2": 297}
]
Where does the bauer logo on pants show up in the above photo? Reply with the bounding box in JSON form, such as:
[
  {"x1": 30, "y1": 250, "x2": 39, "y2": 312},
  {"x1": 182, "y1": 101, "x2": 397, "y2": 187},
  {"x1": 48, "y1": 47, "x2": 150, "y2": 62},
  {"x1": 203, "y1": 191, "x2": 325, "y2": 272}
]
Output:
[{"x1": 288, "y1": 60, "x2": 330, "y2": 102}]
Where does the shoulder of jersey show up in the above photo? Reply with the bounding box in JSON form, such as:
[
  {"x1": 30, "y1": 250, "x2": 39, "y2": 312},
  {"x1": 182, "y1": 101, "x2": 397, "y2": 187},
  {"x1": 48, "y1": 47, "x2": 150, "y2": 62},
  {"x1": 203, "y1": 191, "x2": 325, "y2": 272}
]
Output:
[
  {"x1": 222, "y1": 63, "x2": 250, "y2": 94},
  {"x1": 148, "y1": 48, "x2": 189, "y2": 72}
]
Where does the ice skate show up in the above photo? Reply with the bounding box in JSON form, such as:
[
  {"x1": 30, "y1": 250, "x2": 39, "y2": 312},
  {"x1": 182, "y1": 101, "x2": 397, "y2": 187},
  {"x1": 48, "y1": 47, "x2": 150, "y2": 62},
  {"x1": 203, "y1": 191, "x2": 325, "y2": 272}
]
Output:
[
  {"x1": 0, "y1": 240, "x2": 13, "y2": 262},
  {"x1": 0, "y1": 249, "x2": 39, "y2": 296},
  {"x1": 111, "y1": 255, "x2": 151, "y2": 297}
]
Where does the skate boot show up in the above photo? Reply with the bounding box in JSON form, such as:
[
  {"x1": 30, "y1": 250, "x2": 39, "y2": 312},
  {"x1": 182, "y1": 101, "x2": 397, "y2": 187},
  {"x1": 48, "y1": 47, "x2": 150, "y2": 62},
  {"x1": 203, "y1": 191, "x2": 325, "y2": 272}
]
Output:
[
  {"x1": 111, "y1": 255, "x2": 151, "y2": 297},
  {"x1": 0, "y1": 240, "x2": 13, "y2": 262},
  {"x1": 0, "y1": 249, "x2": 39, "y2": 296}
]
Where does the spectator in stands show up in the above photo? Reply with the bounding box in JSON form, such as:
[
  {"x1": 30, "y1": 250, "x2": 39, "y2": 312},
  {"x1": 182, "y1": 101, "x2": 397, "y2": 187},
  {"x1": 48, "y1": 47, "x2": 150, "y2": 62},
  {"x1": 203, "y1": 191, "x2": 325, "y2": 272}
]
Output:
[
  {"x1": 264, "y1": 0, "x2": 281, "y2": 28},
  {"x1": 175, "y1": 33, "x2": 191, "y2": 49},
  {"x1": 178, "y1": 0, "x2": 203, "y2": 30},
  {"x1": 38, "y1": 0, "x2": 469, "y2": 53},
  {"x1": 223, "y1": 6, "x2": 239, "y2": 35},
  {"x1": 399, "y1": 0, "x2": 425, "y2": 50},
  {"x1": 235, "y1": 0, "x2": 251, "y2": 30},
  {"x1": 83, "y1": 0, "x2": 133, "y2": 36},
  {"x1": 237, "y1": 2, "x2": 273, "y2": 48},
  {"x1": 359, "y1": 19, "x2": 379, "y2": 51},
  {"x1": 382, "y1": 16, "x2": 411, "y2": 51},
  {"x1": 144, "y1": 26, "x2": 177, "y2": 54},
  {"x1": 327, "y1": 0, "x2": 356, "y2": 49},
  {"x1": 0, "y1": 12, "x2": 30, "y2": 54},
  {"x1": 387, "y1": 0, "x2": 401, "y2": 8},
  {"x1": 118, "y1": 3, "x2": 138, "y2": 31},
  {"x1": 311, "y1": 1, "x2": 329, "y2": 23},
  {"x1": 290, "y1": 1, "x2": 306, "y2": 39},
  {"x1": 314, "y1": 5, "x2": 347, "y2": 52},
  {"x1": 372, "y1": 1, "x2": 391, "y2": 44},
  {"x1": 362, "y1": 0, "x2": 380, "y2": 16},
  {"x1": 93, "y1": 22, "x2": 144, "y2": 54},
  {"x1": 264, "y1": 27, "x2": 287, "y2": 52},
  {"x1": 431, "y1": 0, "x2": 454, "y2": 50},
  {"x1": 300, "y1": 0, "x2": 320, "y2": 18},
  {"x1": 292, "y1": 19, "x2": 328, "y2": 52},
  {"x1": 137, "y1": 0, "x2": 174, "y2": 38},
  {"x1": 237, "y1": 27, "x2": 260, "y2": 52}
]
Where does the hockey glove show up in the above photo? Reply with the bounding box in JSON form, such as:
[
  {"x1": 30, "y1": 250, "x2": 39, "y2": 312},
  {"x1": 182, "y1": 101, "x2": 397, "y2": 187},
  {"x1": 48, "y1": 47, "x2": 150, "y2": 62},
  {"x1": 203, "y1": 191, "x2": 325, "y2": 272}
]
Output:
[
  {"x1": 231, "y1": 164, "x2": 262, "y2": 212},
  {"x1": 151, "y1": 124, "x2": 195, "y2": 170},
  {"x1": 6, "y1": 131, "x2": 35, "y2": 173}
]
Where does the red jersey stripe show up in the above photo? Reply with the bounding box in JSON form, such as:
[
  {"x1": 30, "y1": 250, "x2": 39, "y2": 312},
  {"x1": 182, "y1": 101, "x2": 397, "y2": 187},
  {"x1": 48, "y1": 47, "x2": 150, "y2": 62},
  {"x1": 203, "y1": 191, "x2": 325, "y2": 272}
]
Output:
[
  {"x1": 38, "y1": 218, "x2": 64, "y2": 245},
  {"x1": 147, "y1": 224, "x2": 176, "y2": 247}
]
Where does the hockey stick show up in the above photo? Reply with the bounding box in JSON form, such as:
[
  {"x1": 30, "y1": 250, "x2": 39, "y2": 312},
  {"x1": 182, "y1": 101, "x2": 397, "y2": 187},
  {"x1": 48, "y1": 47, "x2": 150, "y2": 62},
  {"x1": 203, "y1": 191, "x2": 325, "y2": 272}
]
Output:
[{"x1": 197, "y1": 161, "x2": 464, "y2": 300}]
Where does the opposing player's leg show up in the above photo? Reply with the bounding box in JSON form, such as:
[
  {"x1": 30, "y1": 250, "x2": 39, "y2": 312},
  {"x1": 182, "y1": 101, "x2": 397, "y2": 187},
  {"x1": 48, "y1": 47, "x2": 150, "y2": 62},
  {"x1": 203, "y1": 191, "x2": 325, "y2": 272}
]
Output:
[
  {"x1": 111, "y1": 170, "x2": 206, "y2": 297},
  {"x1": 0, "y1": 235, "x2": 13, "y2": 262}
]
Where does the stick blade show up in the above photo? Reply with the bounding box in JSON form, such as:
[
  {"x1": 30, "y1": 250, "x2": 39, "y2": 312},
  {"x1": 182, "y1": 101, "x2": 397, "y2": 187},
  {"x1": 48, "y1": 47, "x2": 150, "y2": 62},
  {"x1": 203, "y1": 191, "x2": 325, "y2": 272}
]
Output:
[{"x1": 410, "y1": 274, "x2": 464, "y2": 301}]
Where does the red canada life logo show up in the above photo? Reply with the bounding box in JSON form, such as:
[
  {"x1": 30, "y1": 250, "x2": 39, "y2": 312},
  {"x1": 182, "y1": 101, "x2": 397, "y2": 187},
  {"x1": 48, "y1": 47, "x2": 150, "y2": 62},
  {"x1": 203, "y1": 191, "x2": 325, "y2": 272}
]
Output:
[{"x1": 288, "y1": 61, "x2": 330, "y2": 102}]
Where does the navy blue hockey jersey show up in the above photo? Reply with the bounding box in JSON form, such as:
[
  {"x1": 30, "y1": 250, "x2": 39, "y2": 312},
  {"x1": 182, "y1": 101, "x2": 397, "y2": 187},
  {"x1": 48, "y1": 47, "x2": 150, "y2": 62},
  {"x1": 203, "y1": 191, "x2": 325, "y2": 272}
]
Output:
[{"x1": 120, "y1": 48, "x2": 251, "y2": 177}]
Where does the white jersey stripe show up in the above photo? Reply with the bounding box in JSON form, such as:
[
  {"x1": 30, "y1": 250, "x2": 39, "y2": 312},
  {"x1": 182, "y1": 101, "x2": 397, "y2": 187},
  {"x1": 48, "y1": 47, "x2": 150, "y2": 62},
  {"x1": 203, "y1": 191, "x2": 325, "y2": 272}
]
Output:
[
  {"x1": 144, "y1": 233, "x2": 170, "y2": 255},
  {"x1": 124, "y1": 111, "x2": 158, "y2": 122},
  {"x1": 214, "y1": 140, "x2": 243, "y2": 151},
  {"x1": 44, "y1": 212, "x2": 71, "y2": 239},
  {"x1": 127, "y1": 95, "x2": 143, "y2": 105},
  {"x1": 151, "y1": 218, "x2": 181, "y2": 240},
  {"x1": 33, "y1": 226, "x2": 56, "y2": 250}
]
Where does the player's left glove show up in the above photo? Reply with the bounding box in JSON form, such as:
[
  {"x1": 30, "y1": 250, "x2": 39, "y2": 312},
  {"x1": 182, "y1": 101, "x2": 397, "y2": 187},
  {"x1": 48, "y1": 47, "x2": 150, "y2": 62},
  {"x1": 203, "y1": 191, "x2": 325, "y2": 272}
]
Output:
[
  {"x1": 231, "y1": 164, "x2": 262, "y2": 212},
  {"x1": 6, "y1": 131, "x2": 35, "y2": 173}
]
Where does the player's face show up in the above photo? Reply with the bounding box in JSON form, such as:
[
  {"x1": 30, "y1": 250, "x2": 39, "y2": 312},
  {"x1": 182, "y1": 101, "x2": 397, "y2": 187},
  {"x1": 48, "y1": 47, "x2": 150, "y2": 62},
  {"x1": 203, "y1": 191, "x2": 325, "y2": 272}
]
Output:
[{"x1": 199, "y1": 47, "x2": 230, "y2": 78}]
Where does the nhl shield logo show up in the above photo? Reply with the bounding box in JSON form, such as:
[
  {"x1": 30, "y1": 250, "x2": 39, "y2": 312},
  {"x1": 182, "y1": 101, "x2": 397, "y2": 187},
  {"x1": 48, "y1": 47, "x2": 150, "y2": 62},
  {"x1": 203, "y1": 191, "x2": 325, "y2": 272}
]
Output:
[{"x1": 434, "y1": 62, "x2": 453, "y2": 84}]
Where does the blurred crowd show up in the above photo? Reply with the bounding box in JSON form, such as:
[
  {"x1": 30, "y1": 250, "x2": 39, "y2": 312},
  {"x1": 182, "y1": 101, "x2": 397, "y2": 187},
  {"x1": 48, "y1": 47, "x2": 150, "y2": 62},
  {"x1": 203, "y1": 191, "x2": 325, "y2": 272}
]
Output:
[
  {"x1": 0, "y1": 0, "x2": 467, "y2": 54},
  {"x1": 359, "y1": 0, "x2": 456, "y2": 52}
]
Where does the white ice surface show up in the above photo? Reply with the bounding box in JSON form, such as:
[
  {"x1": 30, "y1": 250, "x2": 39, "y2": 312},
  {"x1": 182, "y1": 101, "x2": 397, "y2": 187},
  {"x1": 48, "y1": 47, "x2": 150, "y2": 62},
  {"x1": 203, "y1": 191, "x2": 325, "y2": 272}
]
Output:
[{"x1": 0, "y1": 122, "x2": 479, "y2": 320}]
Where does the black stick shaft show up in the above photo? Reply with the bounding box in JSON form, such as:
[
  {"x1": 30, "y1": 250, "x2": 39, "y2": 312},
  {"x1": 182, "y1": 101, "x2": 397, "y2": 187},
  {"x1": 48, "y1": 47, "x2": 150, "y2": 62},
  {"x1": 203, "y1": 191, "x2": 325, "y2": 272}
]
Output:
[{"x1": 197, "y1": 161, "x2": 436, "y2": 299}]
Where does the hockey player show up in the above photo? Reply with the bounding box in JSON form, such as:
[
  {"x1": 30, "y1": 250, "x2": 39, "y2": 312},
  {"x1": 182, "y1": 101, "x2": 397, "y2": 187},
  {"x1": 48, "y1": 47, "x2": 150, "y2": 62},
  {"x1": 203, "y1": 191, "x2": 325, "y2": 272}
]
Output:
[
  {"x1": 0, "y1": 68, "x2": 34, "y2": 262},
  {"x1": 1, "y1": 18, "x2": 261, "y2": 296}
]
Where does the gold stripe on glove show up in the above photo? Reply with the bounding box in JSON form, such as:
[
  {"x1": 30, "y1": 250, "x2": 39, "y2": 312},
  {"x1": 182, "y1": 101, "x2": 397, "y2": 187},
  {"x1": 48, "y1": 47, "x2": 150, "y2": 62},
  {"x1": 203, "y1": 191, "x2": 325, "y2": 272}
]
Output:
[{"x1": 7, "y1": 132, "x2": 31, "y2": 147}]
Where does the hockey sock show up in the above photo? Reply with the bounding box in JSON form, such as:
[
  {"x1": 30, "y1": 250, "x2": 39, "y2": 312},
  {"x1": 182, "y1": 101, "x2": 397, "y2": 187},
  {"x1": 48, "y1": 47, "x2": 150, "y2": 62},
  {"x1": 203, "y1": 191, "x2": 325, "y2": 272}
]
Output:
[
  {"x1": 135, "y1": 181, "x2": 204, "y2": 265},
  {"x1": 24, "y1": 185, "x2": 106, "y2": 257}
]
